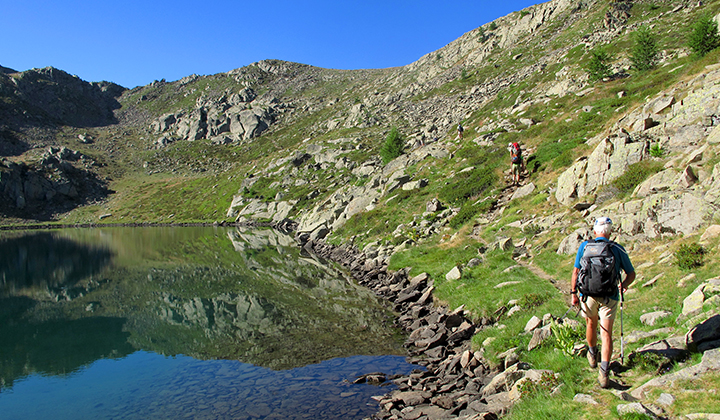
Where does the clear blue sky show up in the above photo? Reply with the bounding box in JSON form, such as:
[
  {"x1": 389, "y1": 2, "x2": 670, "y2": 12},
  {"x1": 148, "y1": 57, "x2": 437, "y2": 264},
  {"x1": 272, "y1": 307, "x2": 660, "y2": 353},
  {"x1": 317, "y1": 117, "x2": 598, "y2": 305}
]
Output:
[{"x1": 2, "y1": 0, "x2": 541, "y2": 88}]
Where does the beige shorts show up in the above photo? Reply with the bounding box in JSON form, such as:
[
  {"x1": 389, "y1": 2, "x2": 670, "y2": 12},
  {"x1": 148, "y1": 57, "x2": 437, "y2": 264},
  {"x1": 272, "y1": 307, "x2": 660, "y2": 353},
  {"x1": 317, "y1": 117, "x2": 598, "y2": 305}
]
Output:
[{"x1": 580, "y1": 296, "x2": 618, "y2": 320}]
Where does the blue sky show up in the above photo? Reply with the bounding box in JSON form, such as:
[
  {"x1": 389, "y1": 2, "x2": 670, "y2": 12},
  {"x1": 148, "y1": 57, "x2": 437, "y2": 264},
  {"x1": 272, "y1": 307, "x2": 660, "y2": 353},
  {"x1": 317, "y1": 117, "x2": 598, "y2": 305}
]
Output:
[{"x1": 2, "y1": 0, "x2": 541, "y2": 88}]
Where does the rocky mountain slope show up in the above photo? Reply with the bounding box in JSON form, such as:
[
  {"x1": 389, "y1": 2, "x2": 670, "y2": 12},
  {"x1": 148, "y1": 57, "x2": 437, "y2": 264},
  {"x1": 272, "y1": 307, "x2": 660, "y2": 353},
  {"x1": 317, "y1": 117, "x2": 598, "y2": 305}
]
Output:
[{"x1": 2, "y1": 0, "x2": 720, "y2": 418}]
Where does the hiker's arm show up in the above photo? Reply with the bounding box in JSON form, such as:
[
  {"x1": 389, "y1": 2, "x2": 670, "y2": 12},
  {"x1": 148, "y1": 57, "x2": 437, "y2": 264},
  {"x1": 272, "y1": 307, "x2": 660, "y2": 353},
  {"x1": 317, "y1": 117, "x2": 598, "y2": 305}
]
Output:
[
  {"x1": 570, "y1": 267, "x2": 580, "y2": 306},
  {"x1": 621, "y1": 271, "x2": 636, "y2": 292}
]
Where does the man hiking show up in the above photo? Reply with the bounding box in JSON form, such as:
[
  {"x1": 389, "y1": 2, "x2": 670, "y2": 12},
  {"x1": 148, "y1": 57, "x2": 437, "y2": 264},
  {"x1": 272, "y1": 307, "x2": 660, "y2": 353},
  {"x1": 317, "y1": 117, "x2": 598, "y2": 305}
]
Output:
[
  {"x1": 508, "y1": 142, "x2": 524, "y2": 186},
  {"x1": 457, "y1": 123, "x2": 464, "y2": 139},
  {"x1": 570, "y1": 217, "x2": 635, "y2": 388}
]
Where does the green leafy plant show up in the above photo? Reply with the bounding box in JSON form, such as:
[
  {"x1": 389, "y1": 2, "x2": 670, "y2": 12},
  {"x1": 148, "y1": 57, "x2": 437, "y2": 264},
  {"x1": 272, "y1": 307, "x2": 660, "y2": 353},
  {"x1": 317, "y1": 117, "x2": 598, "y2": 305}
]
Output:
[
  {"x1": 688, "y1": 14, "x2": 720, "y2": 57},
  {"x1": 649, "y1": 143, "x2": 664, "y2": 158},
  {"x1": 675, "y1": 243, "x2": 706, "y2": 270},
  {"x1": 631, "y1": 26, "x2": 659, "y2": 72},
  {"x1": 585, "y1": 48, "x2": 613, "y2": 81},
  {"x1": 550, "y1": 320, "x2": 584, "y2": 357},
  {"x1": 379, "y1": 127, "x2": 404, "y2": 164}
]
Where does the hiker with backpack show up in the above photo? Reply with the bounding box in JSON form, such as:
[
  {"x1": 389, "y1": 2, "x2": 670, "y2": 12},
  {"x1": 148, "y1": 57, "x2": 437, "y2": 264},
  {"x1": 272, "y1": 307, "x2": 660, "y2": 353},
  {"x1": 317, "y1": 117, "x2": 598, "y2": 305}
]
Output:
[
  {"x1": 508, "y1": 142, "x2": 524, "y2": 186},
  {"x1": 457, "y1": 123, "x2": 464, "y2": 139},
  {"x1": 570, "y1": 217, "x2": 636, "y2": 388}
]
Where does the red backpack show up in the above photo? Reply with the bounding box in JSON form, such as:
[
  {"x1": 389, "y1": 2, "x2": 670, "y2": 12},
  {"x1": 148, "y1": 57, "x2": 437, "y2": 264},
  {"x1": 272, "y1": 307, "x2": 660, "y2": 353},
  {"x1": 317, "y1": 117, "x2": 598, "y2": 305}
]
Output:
[{"x1": 511, "y1": 143, "x2": 522, "y2": 163}]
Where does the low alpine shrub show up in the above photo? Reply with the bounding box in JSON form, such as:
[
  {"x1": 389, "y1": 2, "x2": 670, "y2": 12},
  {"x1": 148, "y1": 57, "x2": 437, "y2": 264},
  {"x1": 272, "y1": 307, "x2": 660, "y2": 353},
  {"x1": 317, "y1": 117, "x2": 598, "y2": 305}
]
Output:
[{"x1": 675, "y1": 243, "x2": 706, "y2": 270}]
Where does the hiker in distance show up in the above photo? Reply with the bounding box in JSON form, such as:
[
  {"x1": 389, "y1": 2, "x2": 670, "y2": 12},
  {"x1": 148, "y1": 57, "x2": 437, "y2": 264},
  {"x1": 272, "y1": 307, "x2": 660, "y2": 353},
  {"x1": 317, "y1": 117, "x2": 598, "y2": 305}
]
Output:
[
  {"x1": 457, "y1": 122, "x2": 464, "y2": 139},
  {"x1": 507, "y1": 142, "x2": 524, "y2": 186},
  {"x1": 570, "y1": 217, "x2": 636, "y2": 388}
]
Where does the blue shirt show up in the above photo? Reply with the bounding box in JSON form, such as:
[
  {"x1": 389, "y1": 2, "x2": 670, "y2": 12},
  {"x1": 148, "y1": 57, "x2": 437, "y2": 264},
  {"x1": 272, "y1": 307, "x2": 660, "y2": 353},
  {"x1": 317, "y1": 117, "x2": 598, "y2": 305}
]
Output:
[{"x1": 574, "y1": 237, "x2": 635, "y2": 300}]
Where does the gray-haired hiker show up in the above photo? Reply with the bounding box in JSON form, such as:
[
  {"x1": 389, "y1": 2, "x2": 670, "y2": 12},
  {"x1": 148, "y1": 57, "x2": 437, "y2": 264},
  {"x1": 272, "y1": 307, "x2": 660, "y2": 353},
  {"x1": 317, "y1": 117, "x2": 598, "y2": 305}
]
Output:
[{"x1": 570, "y1": 217, "x2": 636, "y2": 388}]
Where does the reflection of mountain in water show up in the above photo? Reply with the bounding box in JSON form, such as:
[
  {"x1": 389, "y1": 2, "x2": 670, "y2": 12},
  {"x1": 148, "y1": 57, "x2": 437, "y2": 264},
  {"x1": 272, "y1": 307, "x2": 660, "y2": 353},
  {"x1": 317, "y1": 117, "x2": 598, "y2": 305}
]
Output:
[
  {"x1": 0, "y1": 232, "x2": 113, "y2": 297},
  {"x1": 126, "y1": 227, "x2": 405, "y2": 370},
  {"x1": 1, "y1": 227, "x2": 406, "y2": 382},
  {"x1": 0, "y1": 312, "x2": 133, "y2": 389}
]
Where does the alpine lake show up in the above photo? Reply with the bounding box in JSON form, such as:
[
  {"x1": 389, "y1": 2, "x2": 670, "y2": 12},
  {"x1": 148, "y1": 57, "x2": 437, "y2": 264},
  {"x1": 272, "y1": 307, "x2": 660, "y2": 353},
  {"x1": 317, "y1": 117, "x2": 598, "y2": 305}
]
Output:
[{"x1": 0, "y1": 226, "x2": 419, "y2": 420}]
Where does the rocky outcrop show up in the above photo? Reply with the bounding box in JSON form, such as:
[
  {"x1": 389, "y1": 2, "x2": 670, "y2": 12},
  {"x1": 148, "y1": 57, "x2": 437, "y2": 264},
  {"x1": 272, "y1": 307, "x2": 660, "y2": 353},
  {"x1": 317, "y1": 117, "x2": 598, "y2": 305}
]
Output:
[
  {"x1": 0, "y1": 66, "x2": 124, "y2": 128},
  {"x1": 150, "y1": 88, "x2": 282, "y2": 145},
  {"x1": 227, "y1": 141, "x2": 449, "y2": 241},
  {"x1": 556, "y1": 65, "x2": 720, "y2": 241},
  {"x1": 0, "y1": 146, "x2": 110, "y2": 219}
]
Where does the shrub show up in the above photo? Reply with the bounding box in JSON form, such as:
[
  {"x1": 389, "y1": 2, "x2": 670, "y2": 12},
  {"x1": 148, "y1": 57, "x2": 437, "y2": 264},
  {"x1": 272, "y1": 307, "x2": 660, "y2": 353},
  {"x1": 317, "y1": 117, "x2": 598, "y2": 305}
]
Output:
[
  {"x1": 649, "y1": 143, "x2": 664, "y2": 158},
  {"x1": 631, "y1": 26, "x2": 659, "y2": 72},
  {"x1": 611, "y1": 160, "x2": 663, "y2": 196},
  {"x1": 379, "y1": 127, "x2": 404, "y2": 164},
  {"x1": 688, "y1": 14, "x2": 720, "y2": 57},
  {"x1": 519, "y1": 292, "x2": 551, "y2": 309},
  {"x1": 585, "y1": 48, "x2": 613, "y2": 81},
  {"x1": 675, "y1": 243, "x2": 706, "y2": 270}
]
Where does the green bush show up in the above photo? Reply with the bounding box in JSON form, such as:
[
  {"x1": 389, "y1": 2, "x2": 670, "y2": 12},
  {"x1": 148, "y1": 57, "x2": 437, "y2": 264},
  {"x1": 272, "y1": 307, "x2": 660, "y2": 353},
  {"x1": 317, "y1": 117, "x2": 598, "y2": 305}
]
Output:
[
  {"x1": 379, "y1": 127, "x2": 404, "y2": 164},
  {"x1": 611, "y1": 160, "x2": 663, "y2": 196},
  {"x1": 585, "y1": 48, "x2": 613, "y2": 81},
  {"x1": 649, "y1": 143, "x2": 664, "y2": 158},
  {"x1": 675, "y1": 243, "x2": 706, "y2": 270},
  {"x1": 688, "y1": 14, "x2": 720, "y2": 57},
  {"x1": 631, "y1": 26, "x2": 659, "y2": 72}
]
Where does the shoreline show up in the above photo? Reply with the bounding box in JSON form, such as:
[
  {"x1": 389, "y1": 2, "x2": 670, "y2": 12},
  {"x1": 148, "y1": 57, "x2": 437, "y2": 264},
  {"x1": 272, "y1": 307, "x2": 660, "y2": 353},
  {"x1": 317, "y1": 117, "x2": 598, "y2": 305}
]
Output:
[{"x1": 303, "y1": 239, "x2": 514, "y2": 419}]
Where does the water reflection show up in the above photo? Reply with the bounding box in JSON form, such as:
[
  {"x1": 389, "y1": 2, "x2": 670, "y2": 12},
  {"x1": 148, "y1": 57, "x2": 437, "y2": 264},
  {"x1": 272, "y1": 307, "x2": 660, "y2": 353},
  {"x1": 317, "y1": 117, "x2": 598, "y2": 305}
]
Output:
[
  {"x1": 0, "y1": 227, "x2": 414, "y2": 419},
  {"x1": 0, "y1": 232, "x2": 113, "y2": 297}
]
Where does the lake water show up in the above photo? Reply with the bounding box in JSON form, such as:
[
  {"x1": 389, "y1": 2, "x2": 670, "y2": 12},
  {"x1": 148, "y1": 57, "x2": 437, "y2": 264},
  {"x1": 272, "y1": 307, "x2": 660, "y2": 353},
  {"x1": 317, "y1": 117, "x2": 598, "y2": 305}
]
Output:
[{"x1": 0, "y1": 227, "x2": 418, "y2": 419}]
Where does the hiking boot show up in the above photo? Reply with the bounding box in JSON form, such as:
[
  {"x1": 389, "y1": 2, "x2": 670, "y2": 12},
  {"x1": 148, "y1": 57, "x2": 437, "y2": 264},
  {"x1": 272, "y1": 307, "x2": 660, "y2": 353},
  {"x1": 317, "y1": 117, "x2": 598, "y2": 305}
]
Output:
[
  {"x1": 598, "y1": 368, "x2": 609, "y2": 388},
  {"x1": 587, "y1": 350, "x2": 597, "y2": 368}
]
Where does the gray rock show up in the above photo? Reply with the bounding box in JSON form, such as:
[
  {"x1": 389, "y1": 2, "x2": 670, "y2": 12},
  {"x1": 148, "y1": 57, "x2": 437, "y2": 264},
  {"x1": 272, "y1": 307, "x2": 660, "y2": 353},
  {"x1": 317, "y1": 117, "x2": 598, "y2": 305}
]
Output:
[
  {"x1": 573, "y1": 393, "x2": 598, "y2": 405},
  {"x1": 527, "y1": 326, "x2": 551, "y2": 351},
  {"x1": 631, "y1": 348, "x2": 720, "y2": 399},
  {"x1": 510, "y1": 182, "x2": 536, "y2": 201},
  {"x1": 446, "y1": 266, "x2": 462, "y2": 281},
  {"x1": 556, "y1": 228, "x2": 590, "y2": 255},
  {"x1": 616, "y1": 403, "x2": 659, "y2": 419},
  {"x1": 640, "y1": 310, "x2": 672, "y2": 326},
  {"x1": 687, "y1": 314, "x2": 720, "y2": 352},
  {"x1": 524, "y1": 315, "x2": 542, "y2": 333},
  {"x1": 656, "y1": 393, "x2": 675, "y2": 406}
]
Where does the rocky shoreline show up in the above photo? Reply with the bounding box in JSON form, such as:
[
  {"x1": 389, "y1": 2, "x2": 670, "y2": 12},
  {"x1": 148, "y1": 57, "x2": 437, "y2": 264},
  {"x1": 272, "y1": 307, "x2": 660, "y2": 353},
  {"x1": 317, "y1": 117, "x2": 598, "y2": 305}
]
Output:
[{"x1": 304, "y1": 238, "x2": 541, "y2": 420}]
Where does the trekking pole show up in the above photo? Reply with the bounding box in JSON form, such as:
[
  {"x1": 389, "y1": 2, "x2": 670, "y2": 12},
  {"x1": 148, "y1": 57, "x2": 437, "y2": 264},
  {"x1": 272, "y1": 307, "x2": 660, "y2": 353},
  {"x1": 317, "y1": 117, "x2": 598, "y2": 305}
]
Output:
[{"x1": 620, "y1": 282, "x2": 625, "y2": 365}]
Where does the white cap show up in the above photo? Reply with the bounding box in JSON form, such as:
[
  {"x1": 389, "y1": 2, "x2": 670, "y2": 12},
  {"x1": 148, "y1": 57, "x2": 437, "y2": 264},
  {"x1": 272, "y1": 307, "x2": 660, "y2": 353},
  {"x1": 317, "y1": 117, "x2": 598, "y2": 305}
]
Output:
[{"x1": 594, "y1": 217, "x2": 612, "y2": 227}]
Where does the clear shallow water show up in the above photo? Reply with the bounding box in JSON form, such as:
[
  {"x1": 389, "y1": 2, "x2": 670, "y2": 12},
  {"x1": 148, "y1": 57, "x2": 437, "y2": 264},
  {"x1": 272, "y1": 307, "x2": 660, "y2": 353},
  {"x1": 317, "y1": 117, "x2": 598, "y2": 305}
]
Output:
[
  {"x1": 0, "y1": 227, "x2": 418, "y2": 419},
  {"x1": 1, "y1": 351, "x2": 414, "y2": 420}
]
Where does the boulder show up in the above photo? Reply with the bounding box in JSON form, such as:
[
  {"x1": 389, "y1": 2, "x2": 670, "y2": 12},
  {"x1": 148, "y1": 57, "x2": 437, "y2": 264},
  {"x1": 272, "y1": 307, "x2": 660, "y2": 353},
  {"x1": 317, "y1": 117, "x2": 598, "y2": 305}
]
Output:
[
  {"x1": 640, "y1": 311, "x2": 672, "y2": 326},
  {"x1": 687, "y1": 314, "x2": 720, "y2": 352},
  {"x1": 446, "y1": 266, "x2": 462, "y2": 281},
  {"x1": 556, "y1": 228, "x2": 590, "y2": 255},
  {"x1": 510, "y1": 182, "x2": 535, "y2": 201},
  {"x1": 556, "y1": 136, "x2": 647, "y2": 206}
]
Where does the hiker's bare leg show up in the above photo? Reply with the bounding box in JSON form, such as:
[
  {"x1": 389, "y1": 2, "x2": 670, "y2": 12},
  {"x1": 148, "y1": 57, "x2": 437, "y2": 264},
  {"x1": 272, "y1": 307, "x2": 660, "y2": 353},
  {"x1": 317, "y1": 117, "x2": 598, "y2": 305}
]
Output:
[
  {"x1": 586, "y1": 315, "x2": 598, "y2": 348},
  {"x1": 600, "y1": 318, "x2": 614, "y2": 364}
]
